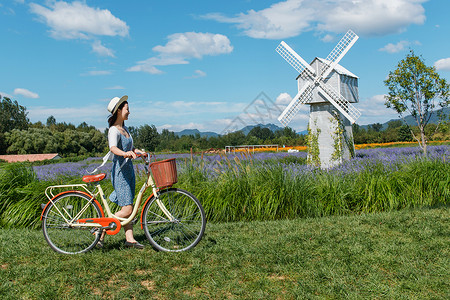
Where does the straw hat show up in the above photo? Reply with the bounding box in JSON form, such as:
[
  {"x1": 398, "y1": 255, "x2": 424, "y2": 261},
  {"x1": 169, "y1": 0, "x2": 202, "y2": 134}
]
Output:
[{"x1": 107, "y1": 95, "x2": 128, "y2": 115}]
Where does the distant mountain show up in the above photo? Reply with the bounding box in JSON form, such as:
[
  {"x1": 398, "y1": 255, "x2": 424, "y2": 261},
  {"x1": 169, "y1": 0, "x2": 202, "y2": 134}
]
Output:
[
  {"x1": 239, "y1": 123, "x2": 284, "y2": 135},
  {"x1": 174, "y1": 129, "x2": 219, "y2": 138},
  {"x1": 174, "y1": 123, "x2": 286, "y2": 138},
  {"x1": 361, "y1": 107, "x2": 450, "y2": 130}
]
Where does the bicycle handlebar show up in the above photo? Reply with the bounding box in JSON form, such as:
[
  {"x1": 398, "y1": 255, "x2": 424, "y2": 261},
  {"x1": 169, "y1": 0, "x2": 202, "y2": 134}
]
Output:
[{"x1": 136, "y1": 151, "x2": 152, "y2": 165}]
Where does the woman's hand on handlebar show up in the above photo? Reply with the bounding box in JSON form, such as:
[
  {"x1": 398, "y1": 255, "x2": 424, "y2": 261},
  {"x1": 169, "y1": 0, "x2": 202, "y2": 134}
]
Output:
[
  {"x1": 134, "y1": 149, "x2": 149, "y2": 162},
  {"x1": 135, "y1": 149, "x2": 148, "y2": 157},
  {"x1": 124, "y1": 151, "x2": 137, "y2": 159}
]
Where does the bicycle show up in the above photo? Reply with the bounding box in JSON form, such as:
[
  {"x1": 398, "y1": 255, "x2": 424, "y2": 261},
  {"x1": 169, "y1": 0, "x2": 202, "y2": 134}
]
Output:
[{"x1": 40, "y1": 153, "x2": 206, "y2": 254}]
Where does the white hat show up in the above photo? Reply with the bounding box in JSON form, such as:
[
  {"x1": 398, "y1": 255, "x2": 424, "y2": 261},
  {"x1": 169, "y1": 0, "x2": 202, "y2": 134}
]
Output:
[{"x1": 107, "y1": 95, "x2": 128, "y2": 115}]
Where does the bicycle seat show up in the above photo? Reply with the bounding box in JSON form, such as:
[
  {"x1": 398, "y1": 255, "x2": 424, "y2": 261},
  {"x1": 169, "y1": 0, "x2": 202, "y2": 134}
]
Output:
[{"x1": 82, "y1": 173, "x2": 106, "y2": 183}]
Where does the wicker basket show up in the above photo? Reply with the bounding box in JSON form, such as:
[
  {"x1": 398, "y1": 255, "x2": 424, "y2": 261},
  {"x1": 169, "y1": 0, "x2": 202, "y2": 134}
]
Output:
[{"x1": 150, "y1": 158, "x2": 177, "y2": 188}]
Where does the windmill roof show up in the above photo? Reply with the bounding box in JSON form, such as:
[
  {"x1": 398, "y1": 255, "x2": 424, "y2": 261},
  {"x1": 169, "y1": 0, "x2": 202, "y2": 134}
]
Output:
[
  {"x1": 313, "y1": 57, "x2": 358, "y2": 78},
  {"x1": 296, "y1": 57, "x2": 359, "y2": 79}
]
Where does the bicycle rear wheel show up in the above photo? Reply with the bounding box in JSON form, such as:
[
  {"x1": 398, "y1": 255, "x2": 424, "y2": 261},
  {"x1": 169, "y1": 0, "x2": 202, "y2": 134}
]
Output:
[
  {"x1": 42, "y1": 192, "x2": 102, "y2": 254},
  {"x1": 142, "y1": 188, "x2": 206, "y2": 252}
]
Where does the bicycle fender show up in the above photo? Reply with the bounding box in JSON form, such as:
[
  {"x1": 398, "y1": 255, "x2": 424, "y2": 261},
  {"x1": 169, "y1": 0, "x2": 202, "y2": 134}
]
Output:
[
  {"x1": 40, "y1": 190, "x2": 105, "y2": 220},
  {"x1": 139, "y1": 192, "x2": 155, "y2": 229}
]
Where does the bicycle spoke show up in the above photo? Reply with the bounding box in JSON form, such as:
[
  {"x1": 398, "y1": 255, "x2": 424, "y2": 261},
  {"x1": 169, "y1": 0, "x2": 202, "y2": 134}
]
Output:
[
  {"x1": 178, "y1": 222, "x2": 201, "y2": 236},
  {"x1": 143, "y1": 188, "x2": 205, "y2": 252},
  {"x1": 146, "y1": 208, "x2": 169, "y2": 223},
  {"x1": 42, "y1": 192, "x2": 101, "y2": 254}
]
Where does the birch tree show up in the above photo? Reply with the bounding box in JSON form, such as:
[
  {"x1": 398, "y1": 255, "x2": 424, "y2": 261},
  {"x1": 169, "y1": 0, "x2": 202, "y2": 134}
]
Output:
[{"x1": 384, "y1": 51, "x2": 450, "y2": 155}]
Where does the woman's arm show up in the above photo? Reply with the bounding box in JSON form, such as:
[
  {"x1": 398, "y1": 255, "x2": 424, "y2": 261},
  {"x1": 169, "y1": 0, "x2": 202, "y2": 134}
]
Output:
[
  {"x1": 109, "y1": 126, "x2": 137, "y2": 159},
  {"x1": 110, "y1": 146, "x2": 137, "y2": 159}
]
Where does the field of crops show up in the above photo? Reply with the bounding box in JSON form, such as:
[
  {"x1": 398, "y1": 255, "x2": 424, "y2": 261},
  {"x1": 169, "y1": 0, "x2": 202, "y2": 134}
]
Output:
[{"x1": 0, "y1": 145, "x2": 449, "y2": 228}]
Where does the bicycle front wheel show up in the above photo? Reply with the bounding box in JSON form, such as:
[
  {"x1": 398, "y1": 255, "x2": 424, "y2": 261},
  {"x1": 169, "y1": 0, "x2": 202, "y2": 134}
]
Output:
[
  {"x1": 42, "y1": 192, "x2": 102, "y2": 254},
  {"x1": 142, "y1": 188, "x2": 206, "y2": 252}
]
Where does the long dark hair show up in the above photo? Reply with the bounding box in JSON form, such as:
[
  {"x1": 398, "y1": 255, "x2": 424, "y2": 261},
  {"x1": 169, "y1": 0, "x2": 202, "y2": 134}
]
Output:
[{"x1": 108, "y1": 101, "x2": 127, "y2": 128}]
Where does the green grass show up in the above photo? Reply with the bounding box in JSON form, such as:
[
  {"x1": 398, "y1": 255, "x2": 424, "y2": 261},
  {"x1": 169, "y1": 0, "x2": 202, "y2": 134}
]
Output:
[{"x1": 1, "y1": 207, "x2": 448, "y2": 299}]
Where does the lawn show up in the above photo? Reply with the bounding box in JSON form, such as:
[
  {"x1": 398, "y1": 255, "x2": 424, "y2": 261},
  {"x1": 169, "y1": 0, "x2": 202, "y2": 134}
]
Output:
[{"x1": 1, "y1": 206, "x2": 448, "y2": 299}]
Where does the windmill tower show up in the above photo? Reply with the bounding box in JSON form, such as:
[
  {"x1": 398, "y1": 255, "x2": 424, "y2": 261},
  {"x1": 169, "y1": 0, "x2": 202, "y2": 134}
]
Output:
[{"x1": 276, "y1": 30, "x2": 360, "y2": 168}]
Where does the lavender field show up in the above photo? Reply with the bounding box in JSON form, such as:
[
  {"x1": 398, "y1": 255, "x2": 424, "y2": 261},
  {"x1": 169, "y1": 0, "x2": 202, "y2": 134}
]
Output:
[
  {"x1": 1, "y1": 146, "x2": 449, "y2": 228},
  {"x1": 33, "y1": 146, "x2": 449, "y2": 180}
]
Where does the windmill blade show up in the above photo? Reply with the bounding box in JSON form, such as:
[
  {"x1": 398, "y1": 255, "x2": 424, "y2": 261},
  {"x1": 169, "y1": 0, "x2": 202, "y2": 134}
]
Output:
[
  {"x1": 317, "y1": 82, "x2": 361, "y2": 124},
  {"x1": 276, "y1": 41, "x2": 316, "y2": 77},
  {"x1": 320, "y1": 30, "x2": 359, "y2": 79},
  {"x1": 278, "y1": 82, "x2": 314, "y2": 127}
]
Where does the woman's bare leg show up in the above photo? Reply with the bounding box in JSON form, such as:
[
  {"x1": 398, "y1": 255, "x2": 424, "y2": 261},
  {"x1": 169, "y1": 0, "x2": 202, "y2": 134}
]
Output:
[{"x1": 114, "y1": 205, "x2": 137, "y2": 243}]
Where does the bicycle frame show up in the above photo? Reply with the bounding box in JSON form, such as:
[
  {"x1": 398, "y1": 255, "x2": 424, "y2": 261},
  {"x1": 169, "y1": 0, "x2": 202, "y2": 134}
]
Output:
[{"x1": 42, "y1": 155, "x2": 175, "y2": 233}]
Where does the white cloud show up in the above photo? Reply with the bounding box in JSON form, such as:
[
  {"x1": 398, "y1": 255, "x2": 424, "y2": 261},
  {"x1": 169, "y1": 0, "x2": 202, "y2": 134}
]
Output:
[
  {"x1": 14, "y1": 88, "x2": 39, "y2": 98},
  {"x1": 105, "y1": 85, "x2": 125, "y2": 90},
  {"x1": 27, "y1": 104, "x2": 107, "y2": 126},
  {"x1": 379, "y1": 40, "x2": 410, "y2": 53},
  {"x1": 127, "y1": 32, "x2": 233, "y2": 74},
  {"x1": 186, "y1": 70, "x2": 207, "y2": 79},
  {"x1": 434, "y1": 58, "x2": 450, "y2": 71},
  {"x1": 127, "y1": 64, "x2": 165, "y2": 75},
  {"x1": 202, "y1": 1, "x2": 313, "y2": 39},
  {"x1": 82, "y1": 70, "x2": 112, "y2": 76},
  {"x1": 92, "y1": 40, "x2": 115, "y2": 57},
  {"x1": 29, "y1": 1, "x2": 129, "y2": 40},
  {"x1": 154, "y1": 32, "x2": 233, "y2": 58},
  {"x1": 26, "y1": 97, "x2": 270, "y2": 133},
  {"x1": 193, "y1": 70, "x2": 206, "y2": 77},
  {"x1": 356, "y1": 94, "x2": 399, "y2": 124},
  {"x1": 203, "y1": 0, "x2": 427, "y2": 39},
  {"x1": 275, "y1": 92, "x2": 292, "y2": 105},
  {"x1": 321, "y1": 34, "x2": 335, "y2": 42}
]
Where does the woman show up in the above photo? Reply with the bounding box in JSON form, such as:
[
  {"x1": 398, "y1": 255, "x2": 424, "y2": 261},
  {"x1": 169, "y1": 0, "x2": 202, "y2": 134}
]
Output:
[{"x1": 99, "y1": 95, "x2": 145, "y2": 249}]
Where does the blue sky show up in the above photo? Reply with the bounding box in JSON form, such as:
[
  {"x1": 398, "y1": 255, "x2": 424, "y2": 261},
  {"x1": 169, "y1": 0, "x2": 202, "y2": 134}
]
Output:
[{"x1": 1, "y1": 0, "x2": 449, "y2": 133}]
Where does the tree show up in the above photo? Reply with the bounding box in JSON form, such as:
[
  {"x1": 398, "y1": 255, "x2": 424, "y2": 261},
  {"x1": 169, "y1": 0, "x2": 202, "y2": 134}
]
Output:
[
  {"x1": 276, "y1": 126, "x2": 298, "y2": 139},
  {"x1": 387, "y1": 120, "x2": 403, "y2": 130},
  {"x1": 0, "y1": 96, "x2": 30, "y2": 154},
  {"x1": 136, "y1": 124, "x2": 159, "y2": 151},
  {"x1": 5, "y1": 127, "x2": 107, "y2": 155},
  {"x1": 398, "y1": 125, "x2": 413, "y2": 142},
  {"x1": 157, "y1": 129, "x2": 178, "y2": 151},
  {"x1": 0, "y1": 96, "x2": 30, "y2": 133},
  {"x1": 46, "y1": 116, "x2": 56, "y2": 127},
  {"x1": 369, "y1": 123, "x2": 383, "y2": 132},
  {"x1": 384, "y1": 50, "x2": 450, "y2": 155},
  {"x1": 221, "y1": 131, "x2": 246, "y2": 147},
  {"x1": 248, "y1": 126, "x2": 263, "y2": 140},
  {"x1": 77, "y1": 121, "x2": 96, "y2": 132},
  {"x1": 248, "y1": 126, "x2": 274, "y2": 142}
]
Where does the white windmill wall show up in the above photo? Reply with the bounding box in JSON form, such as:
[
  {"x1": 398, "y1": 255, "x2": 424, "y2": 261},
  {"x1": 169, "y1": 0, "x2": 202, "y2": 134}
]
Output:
[
  {"x1": 299, "y1": 58, "x2": 358, "y2": 169},
  {"x1": 340, "y1": 76, "x2": 359, "y2": 103},
  {"x1": 307, "y1": 104, "x2": 355, "y2": 169}
]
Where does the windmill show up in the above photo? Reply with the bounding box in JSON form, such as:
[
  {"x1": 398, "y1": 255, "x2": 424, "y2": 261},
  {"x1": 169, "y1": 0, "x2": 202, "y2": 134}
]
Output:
[{"x1": 276, "y1": 30, "x2": 360, "y2": 168}]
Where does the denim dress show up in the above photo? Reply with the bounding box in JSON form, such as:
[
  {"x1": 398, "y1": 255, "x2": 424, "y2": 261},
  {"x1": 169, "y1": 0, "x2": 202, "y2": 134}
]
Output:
[{"x1": 109, "y1": 133, "x2": 135, "y2": 207}]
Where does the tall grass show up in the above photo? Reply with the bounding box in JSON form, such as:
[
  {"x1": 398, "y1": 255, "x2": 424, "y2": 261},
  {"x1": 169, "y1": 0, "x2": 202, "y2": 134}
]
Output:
[
  {"x1": 176, "y1": 153, "x2": 450, "y2": 222},
  {"x1": 0, "y1": 147, "x2": 449, "y2": 228},
  {"x1": 0, "y1": 163, "x2": 53, "y2": 228}
]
